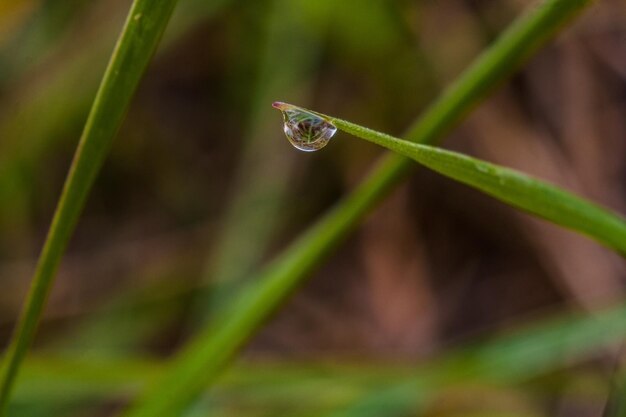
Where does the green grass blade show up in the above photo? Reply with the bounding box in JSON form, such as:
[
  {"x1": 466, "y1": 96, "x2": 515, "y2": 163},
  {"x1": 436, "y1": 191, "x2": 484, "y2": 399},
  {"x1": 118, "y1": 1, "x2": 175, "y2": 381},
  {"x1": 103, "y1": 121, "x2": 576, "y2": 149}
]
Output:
[
  {"x1": 0, "y1": 0, "x2": 179, "y2": 413},
  {"x1": 319, "y1": 114, "x2": 626, "y2": 254},
  {"x1": 122, "y1": 0, "x2": 595, "y2": 415}
]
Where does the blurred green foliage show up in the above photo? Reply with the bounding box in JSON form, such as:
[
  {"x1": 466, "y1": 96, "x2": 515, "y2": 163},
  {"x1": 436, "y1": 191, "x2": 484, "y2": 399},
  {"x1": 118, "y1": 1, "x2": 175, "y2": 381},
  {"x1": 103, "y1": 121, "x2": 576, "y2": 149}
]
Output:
[{"x1": 1, "y1": 0, "x2": 625, "y2": 416}]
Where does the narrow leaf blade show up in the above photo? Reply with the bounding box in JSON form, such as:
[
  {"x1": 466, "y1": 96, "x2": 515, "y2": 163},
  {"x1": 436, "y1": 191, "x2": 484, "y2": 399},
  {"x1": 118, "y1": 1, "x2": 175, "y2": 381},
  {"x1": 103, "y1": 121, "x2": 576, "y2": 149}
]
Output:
[
  {"x1": 0, "y1": 0, "x2": 179, "y2": 413},
  {"x1": 331, "y1": 116, "x2": 626, "y2": 254}
]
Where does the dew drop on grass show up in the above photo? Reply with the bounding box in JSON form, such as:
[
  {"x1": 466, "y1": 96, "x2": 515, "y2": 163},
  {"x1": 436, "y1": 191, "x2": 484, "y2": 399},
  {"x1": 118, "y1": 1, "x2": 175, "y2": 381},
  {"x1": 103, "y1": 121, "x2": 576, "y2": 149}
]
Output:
[{"x1": 272, "y1": 101, "x2": 337, "y2": 152}]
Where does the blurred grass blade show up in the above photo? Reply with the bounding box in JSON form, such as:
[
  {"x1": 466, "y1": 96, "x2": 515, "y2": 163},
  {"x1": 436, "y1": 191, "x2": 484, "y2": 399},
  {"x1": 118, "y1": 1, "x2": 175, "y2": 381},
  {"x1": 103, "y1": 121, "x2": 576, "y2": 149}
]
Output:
[
  {"x1": 15, "y1": 303, "x2": 626, "y2": 413},
  {"x1": 328, "y1": 304, "x2": 626, "y2": 417},
  {"x1": 195, "y1": 0, "x2": 325, "y2": 322},
  {"x1": 0, "y1": 0, "x2": 179, "y2": 413},
  {"x1": 315, "y1": 112, "x2": 626, "y2": 253},
  {"x1": 123, "y1": 1, "x2": 595, "y2": 416},
  {"x1": 614, "y1": 376, "x2": 626, "y2": 417},
  {"x1": 605, "y1": 351, "x2": 626, "y2": 417},
  {"x1": 0, "y1": 0, "x2": 90, "y2": 86}
]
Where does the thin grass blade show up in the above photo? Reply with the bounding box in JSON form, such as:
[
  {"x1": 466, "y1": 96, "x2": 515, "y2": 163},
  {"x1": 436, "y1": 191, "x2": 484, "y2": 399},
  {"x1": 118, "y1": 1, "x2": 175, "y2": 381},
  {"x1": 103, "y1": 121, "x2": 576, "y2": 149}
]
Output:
[
  {"x1": 320, "y1": 114, "x2": 626, "y2": 254},
  {"x1": 0, "y1": 0, "x2": 179, "y2": 413}
]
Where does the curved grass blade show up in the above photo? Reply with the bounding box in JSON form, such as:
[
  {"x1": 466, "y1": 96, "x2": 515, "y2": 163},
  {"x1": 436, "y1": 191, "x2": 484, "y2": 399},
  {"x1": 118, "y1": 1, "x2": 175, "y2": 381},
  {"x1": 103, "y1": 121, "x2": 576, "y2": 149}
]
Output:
[
  {"x1": 319, "y1": 113, "x2": 626, "y2": 254},
  {"x1": 0, "y1": 0, "x2": 179, "y2": 413},
  {"x1": 122, "y1": 0, "x2": 596, "y2": 415}
]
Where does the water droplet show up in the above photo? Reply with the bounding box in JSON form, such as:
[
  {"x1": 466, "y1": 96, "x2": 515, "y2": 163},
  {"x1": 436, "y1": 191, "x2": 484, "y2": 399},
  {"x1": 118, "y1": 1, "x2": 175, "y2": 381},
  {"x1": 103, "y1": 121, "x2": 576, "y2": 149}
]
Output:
[{"x1": 272, "y1": 102, "x2": 337, "y2": 152}]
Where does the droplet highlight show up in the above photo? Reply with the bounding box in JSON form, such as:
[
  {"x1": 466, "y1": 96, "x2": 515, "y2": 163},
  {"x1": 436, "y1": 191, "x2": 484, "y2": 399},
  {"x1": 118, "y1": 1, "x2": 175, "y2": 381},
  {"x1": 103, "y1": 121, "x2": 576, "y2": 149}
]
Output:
[{"x1": 272, "y1": 102, "x2": 337, "y2": 152}]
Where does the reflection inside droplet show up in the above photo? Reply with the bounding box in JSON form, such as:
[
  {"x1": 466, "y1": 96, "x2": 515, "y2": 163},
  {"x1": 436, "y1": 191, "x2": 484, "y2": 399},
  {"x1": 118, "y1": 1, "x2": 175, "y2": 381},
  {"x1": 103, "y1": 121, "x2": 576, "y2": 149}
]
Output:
[{"x1": 272, "y1": 102, "x2": 337, "y2": 152}]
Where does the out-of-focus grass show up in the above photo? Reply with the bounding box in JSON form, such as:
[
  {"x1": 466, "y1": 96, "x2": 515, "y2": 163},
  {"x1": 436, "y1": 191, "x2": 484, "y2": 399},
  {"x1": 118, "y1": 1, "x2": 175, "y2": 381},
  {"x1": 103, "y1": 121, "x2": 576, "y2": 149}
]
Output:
[
  {"x1": 194, "y1": 0, "x2": 327, "y2": 322},
  {"x1": 0, "y1": 0, "x2": 91, "y2": 86},
  {"x1": 11, "y1": 302, "x2": 626, "y2": 414}
]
